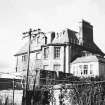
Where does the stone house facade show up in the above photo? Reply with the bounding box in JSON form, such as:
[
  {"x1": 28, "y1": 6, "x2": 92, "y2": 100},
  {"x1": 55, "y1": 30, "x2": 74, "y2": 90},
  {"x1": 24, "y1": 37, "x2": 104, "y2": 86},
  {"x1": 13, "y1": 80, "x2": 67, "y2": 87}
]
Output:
[{"x1": 14, "y1": 20, "x2": 105, "y2": 78}]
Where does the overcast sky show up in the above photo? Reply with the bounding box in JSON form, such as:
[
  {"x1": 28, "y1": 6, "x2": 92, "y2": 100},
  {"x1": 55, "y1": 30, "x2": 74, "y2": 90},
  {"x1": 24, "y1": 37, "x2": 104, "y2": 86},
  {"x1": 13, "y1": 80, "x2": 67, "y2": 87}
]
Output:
[{"x1": 0, "y1": 0, "x2": 105, "y2": 73}]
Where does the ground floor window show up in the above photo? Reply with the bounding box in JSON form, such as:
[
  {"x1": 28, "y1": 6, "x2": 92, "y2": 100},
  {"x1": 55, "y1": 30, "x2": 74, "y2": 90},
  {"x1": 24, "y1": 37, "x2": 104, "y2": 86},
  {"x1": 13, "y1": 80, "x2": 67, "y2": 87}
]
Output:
[
  {"x1": 84, "y1": 65, "x2": 88, "y2": 75},
  {"x1": 90, "y1": 64, "x2": 93, "y2": 74},
  {"x1": 53, "y1": 64, "x2": 60, "y2": 71},
  {"x1": 43, "y1": 65, "x2": 49, "y2": 70}
]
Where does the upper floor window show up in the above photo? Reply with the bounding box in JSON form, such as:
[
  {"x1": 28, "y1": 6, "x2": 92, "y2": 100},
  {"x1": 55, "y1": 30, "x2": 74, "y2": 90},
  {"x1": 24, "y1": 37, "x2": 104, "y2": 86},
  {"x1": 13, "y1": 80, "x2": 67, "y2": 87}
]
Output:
[
  {"x1": 44, "y1": 47, "x2": 49, "y2": 59},
  {"x1": 54, "y1": 47, "x2": 61, "y2": 59},
  {"x1": 22, "y1": 55, "x2": 27, "y2": 62},
  {"x1": 84, "y1": 65, "x2": 88, "y2": 74},
  {"x1": 36, "y1": 53, "x2": 41, "y2": 59}
]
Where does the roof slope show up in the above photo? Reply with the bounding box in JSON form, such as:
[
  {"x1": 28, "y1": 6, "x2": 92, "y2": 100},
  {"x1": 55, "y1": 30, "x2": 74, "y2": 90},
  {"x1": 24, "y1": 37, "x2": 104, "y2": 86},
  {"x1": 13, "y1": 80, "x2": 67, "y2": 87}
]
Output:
[
  {"x1": 14, "y1": 27, "x2": 104, "y2": 56},
  {"x1": 14, "y1": 39, "x2": 41, "y2": 56},
  {"x1": 82, "y1": 41, "x2": 104, "y2": 56},
  {"x1": 72, "y1": 55, "x2": 105, "y2": 64}
]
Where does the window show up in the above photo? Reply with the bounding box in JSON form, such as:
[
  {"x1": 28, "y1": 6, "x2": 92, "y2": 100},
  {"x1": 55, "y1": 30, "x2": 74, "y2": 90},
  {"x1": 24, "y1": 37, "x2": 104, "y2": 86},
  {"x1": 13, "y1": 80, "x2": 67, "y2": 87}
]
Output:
[
  {"x1": 53, "y1": 64, "x2": 60, "y2": 71},
  {"x1": 45, "y1": 37, "x2": 47, "y2": 44},
  {"x1": 36, "y1": 53, "x2": 41, "y2": 59},
  {"x1": 43, "y1": 65, "x2": 49, "y2": 70},
  {"x1": 79, "y1": 65, "x2": 83, "y2": 75},
  {"x1": 90, "y1": 64, "x2": 93, "y2": 74},
  {"x1": 22, "y1": 55, "x2": 27, "y2": 62},
  {"x1": 73, "y1": 66, "x2": 75, "y2": 75},
  {"x1": 44, "y1": 47, "x2": 49, "y2": 59},
  {"x1": 84, "y1": 65, "x2": 88, "y2": 74},
  {"x1": 54, "y1": 47, "x2": 60, "y2": 59},
  {"x1": 37, "y1": 36, "x2": 40, "y2": 44}
]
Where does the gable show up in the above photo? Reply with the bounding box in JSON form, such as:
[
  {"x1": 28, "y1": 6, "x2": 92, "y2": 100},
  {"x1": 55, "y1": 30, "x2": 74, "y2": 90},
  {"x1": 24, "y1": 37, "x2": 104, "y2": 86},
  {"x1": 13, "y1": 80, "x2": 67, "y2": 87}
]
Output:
[{"x1": 14, "y1": 32, "x2": 47, "y2": 56}]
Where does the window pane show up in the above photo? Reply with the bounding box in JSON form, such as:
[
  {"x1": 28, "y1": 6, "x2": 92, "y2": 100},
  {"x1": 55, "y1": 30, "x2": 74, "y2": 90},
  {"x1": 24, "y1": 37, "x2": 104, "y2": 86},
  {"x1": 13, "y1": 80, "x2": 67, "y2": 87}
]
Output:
[
  {"x1": 44, "y1": 47, "x2": 49, "y2": 59},
  {"x1": 54, "y1": 47, "x2": 60, "y2": 59},
  {"x1": 22, "y1": 55, "x2": 27, "y2": 62},
  {"x1": 84, "y1": 65, "x2": 88, "y2": 74},
  {"x1": 79, "y1": 65, "x2": 83, "y2": 75}
]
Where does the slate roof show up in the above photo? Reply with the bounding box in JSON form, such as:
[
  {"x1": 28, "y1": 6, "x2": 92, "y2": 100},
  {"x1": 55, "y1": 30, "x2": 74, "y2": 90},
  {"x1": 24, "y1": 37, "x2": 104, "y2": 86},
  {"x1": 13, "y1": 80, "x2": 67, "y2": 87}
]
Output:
[
  {"x1": 82, "y1": 41, "x2": 104, "y2": 56},
  {"x1": 14, "y1": 28, "x2": 104, "y2": 56}
]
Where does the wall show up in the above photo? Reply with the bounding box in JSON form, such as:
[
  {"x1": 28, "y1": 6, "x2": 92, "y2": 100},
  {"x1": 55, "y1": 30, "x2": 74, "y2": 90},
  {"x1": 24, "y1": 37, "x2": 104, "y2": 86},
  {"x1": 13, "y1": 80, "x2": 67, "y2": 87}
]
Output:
[
  {"x1": 99, "y1": 62, "x2": 105, "y2": 78},
  {"x1": 16, "y1": 33, "x2": 45, "y2": 74},
  {"x1": 42, "y1": 45, "x2": 65, "y2": 72},
  {"x1": 0, "y1": 90, "x2": 23, "y2": 105}
]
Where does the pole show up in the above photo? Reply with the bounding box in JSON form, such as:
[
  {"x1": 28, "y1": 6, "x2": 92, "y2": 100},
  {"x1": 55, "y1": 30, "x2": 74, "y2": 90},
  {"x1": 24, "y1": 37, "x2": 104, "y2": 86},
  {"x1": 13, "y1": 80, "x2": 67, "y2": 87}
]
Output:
[
  {"x1": 22, "y1": 28, "x2": 41, "y2": 105},
  {"x1": 33, "y1": 70, "x2": 38, "y2": 105},
  {"x1": 13, "y1": 78, "x2": 15, "y2": 105},
  {"x1": 25, "y1": 28, "x2": 32, "y2": 105}
]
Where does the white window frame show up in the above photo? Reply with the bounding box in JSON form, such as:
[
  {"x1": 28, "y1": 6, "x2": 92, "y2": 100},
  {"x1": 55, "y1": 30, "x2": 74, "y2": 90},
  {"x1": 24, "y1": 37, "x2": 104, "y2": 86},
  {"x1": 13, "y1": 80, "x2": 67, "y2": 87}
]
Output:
[
  {"x1": 54, "y1": 46, "x2": 61, "y2": 59},
  {"x1": 84, "y1": 65, "x2": 88, "y2": 75},
  {"x1": 44, "y1": 47, "x2": 49, "y2": 59},
  {"x1": 22, "y1": 55, "x2": 27, "y2": 62}
]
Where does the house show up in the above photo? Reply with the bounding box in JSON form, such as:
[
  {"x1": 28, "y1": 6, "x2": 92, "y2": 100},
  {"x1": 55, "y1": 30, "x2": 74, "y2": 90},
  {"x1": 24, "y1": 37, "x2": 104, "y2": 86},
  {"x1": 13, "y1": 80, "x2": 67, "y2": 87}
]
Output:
[{"x1": 14, "y1": 20, "x2": 105, "y2": 78}]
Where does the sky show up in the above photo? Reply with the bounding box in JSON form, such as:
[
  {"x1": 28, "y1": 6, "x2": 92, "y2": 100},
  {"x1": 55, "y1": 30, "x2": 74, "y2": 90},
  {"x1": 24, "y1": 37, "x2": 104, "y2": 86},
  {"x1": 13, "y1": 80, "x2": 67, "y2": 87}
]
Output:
[{"x1": 0, "y1": 0, "x2": 105, "y2": 73}]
